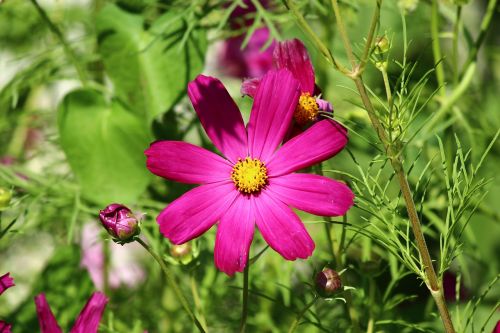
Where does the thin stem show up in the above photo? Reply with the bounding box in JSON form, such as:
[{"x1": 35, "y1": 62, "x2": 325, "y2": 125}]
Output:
[
  {"x1": 283, "y1": 0, "x2": 350, "y2": 75},
  {"x1": 330, "y1": 0, "x2": 357, "y2": 70},
  {"x1": 136, "y1": 238, "x2": 207, "y2": 333},
  {"x1": 29, "y1": 0, "x2": 88, "y2": 85},
  {"x1": 239, "y1": 259, "x2": 250, "y2": 333},
  {"x1": 431, "y1": 0, "x2": 446, "y2": 98},
  {"x1": 287, "y1": 295, "x2": 318, "y2": 333},
  {"x1": 359, "y1": 0, "x2": 382, "y2": 73},
  {"x1": 452, "y1": 6, "x2": 462, "y2": 86},
  {"x1": 460, "y1": 0, "x2": 498, "y2": 78},
  {"x1": 190, "y1": 274, "x2": 208, "y2": 331}
]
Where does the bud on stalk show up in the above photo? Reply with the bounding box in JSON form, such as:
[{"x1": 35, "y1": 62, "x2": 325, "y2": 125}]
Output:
[{"x1": 99, "y1": 204, "x2": 141, "y2": 243}]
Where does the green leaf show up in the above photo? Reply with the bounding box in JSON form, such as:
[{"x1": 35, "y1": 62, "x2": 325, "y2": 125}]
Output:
[
  {"x1": 96, "y1": 4, "x2": 207, "y2": 121},
  {"x1": 58, "y1": 89, "x2": 151, "y2": 206}
]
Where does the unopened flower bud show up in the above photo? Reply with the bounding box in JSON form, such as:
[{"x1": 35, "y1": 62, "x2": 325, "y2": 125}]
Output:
[
  {"x1": 0, "y1": 188, "x2": 12, "y2": 210},
  {"x1": 99, "y1": 204, "x2": 141, "y2": 243},
  {"x1": 316, "y1": 268, "x2": 342, "y2": 295},
  {"x1": 374, "y1": 36, "x2": 390, "y2": 54}
]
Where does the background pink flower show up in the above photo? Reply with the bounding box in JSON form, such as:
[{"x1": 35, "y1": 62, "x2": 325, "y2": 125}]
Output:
[
  {"x1": 145, "y1": 69, "x2": 354, "y2": 275},
  {"x1": 80, "y1": 223, "x2": 145, "y2": 290}
]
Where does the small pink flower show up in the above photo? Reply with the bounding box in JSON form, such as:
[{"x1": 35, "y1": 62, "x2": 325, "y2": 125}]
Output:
[
  {"x1": 242, "y1": 39, "x2": 333, "y2": 132},
  {"x1": 145, "y1": 69, "x2": 354, "y2": 275},
  {"x1": 0, "y1": 273, "x2": 14, "y2": 296},
  {"x1": 34, "y1": 292, "x2": 108, "y2": 333}
]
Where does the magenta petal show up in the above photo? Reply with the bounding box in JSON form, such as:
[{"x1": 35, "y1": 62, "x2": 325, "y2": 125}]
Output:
[
  {"x1": 268, "y1": 174, "x2": 354, "y2": 216},
  {"x1": 254, "y1": 191, "x2": 315, "y2": 260},
  {"x1": 158, "y1": 182, "x2": 238, "y2": 244},
  {"x1": 145, "y1": 141, "x2": 232, "y2": 184},
  {"x1": 214, "y1": 195, "x2": 255, "y2": 275},
  {"x1": 0, "y1": 273, "x2": 14, "y2": 295},
  {"x1": 188, "y1": 75, "x2": 247, "y2": 162},
  {"x1": 34, "y1": 294, "x2": 63, "y2": 333},
  {"x1": 241, "y1": 77, "x2": 261, "y2": 97},
  {"x1": 70, "y1": 292, "x2": 108, "y2": 333},
  {"x1": 267, "y1": 120, "x2": 348, "y2": 176},
  {"x1": 274, "y1": 39, "x2": 315, "y2": 94},
  {"x1": 247, "y1": 69, "x2": 300, "y2": 162},
  {"x1": 0, "y1": 321, "x2": 12, "y2": 333}
]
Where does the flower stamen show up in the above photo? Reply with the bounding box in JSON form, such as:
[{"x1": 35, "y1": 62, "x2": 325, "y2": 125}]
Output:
[
  {"x1": 294, "y1": 92, "x2": 319, "y2": 125},
  {"x1": 231, "y1": 157, "x2": 268, "y2": 194}
]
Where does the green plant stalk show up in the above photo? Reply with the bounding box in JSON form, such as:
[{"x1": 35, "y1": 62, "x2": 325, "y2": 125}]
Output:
[
  {"x1": 136, "y1": 238, "x2": 207, "y2": 333},
  {"x1": 283, "y1": 0, "x2": 350, "y2": 75},
  {"x1": 287, "y1": 295, "x2": 318, "y2": 333},
  {"x1": 239, "y1": 260, "x2": 250, "y2": 333},
  {"x1": 284, "y1": 0, "x2": 456, "y2": 331},
  {"x1": 452, "y1": 6, "x2": 462, "y2": 86},
  {"x1": 431, "y1": 0, "x2": 446, "y2": 99},
  {"x1": 29, "y1": 0, "x2": 88, "y2": 85},
  {"x1": 460, "y1": 0, "x2": 498, "y2": 78},
  {"x1": 359, "y1": 0, "x2": 382, "y2": 73},
  {"x1": 190, "y1": 274, "x2": 208, "y2": 331}
]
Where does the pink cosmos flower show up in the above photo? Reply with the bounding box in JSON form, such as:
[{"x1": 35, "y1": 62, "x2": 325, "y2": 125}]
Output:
[
  {"x1": 242, "y1": 39, "x2": 333, "y2": 132},
  {"x1": 0, "y1": 273, "x2": 14, "y2": 296},
  {"x1": 34, "y1": 292, "x2": 108, "y2": 333},
  {"x1": 145, "y1": 69, "x2": 354, "y2": 275}
]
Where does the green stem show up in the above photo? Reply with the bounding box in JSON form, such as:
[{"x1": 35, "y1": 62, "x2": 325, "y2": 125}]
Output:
[
  {"x1": 431, "y1": 0, "x2": 446, "y2": 98},
  {"x1": 330, "y1": 0, "x2": 357, "y2": 70},
  {"x1": 136, "y1": 238, "x2": 207, "y2": 333},
  {"x1": 287, "y1": 295, "x2": 318, "y2": 333},
  {"x1": 190, "y1": 274, "x2": 208, "y2": 331},
  {"x1": 29, "y1": 0, "x2": 88, "y2": 85},
  {"x1": 460, "y1": 0, "x2": 498, "y2": 78},
  {"x1": 359, "y1": 0, "x2": 382, "y2": 73},
  {"x1": 452, "y1": 6, "x2": 462, "y2": 86},
  {"x1": 239, "y1": 259, "x2": 250, "y2": 333},
  {"x1": 283, "y1": 0, "x2": 350, "y2": 75}
]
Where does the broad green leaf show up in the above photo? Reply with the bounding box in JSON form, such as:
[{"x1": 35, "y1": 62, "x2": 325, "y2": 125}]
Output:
[
  {"x1": 58, "y1": 89, "x2": 151, "y2": 205},
  {"x1": 96, "y1": 4, "x2": 207, "y2": 121}
]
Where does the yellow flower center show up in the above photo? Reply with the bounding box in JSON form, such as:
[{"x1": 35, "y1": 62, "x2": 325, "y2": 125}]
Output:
[
  {"x1": 231, "y1": 157, "x2": 268, "y2": 194},
  {"x1": 294, "y1": 92, "x2": 319, "y2": 126}
]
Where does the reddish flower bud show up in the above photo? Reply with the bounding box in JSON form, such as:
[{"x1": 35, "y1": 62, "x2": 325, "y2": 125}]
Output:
[
  {"x1": 316, "y1": 268, "x2": 342, "y2": 295},
  {"x1": 99, "y1": 204, "x2": 141, "y2": 243}
]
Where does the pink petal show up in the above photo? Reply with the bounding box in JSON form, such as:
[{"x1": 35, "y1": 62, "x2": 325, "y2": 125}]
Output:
[
  {"x1": 34, "y1": 294, "x2": 63, "y2": 333},
  {"x1": 247, "y1": 69, "x2": 300, "y2": 162},
  {"x1": 187, "y1": 75, "x2": 247, "y2": 162},
  {"x1": 267, "y1": 120, "x2": 348, "y2": 176},
  {"x1": 0, "y1": 273, "x2": 14, "y2": 295},
  {"x1": 158, "y1": 182, "x2": 238, "y2": 244},
  {"x1": 214, "y1": 195, "x2": 255, "y2": 275},
  {"x1": 268, "y1": 174, "x2": 354, "y2": 216},
  {"x1": 0, "y1": 321, "x2": 12, "y2": 333},
  {"x1": 253, "y1": 191, "x2": 315, "y2": 260},
  {"x1": 241, "y1": 77, "x2": 261, "y2": 97},
  {"x1": 70, "y1": 292, "x2": 108, "y2": 333},
  {"x1": 274, "y1": 39, "x2": 315, "y2": 94},
  {"x1": 145, "y1": 141, "x2": 232, "y2": 184}
]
